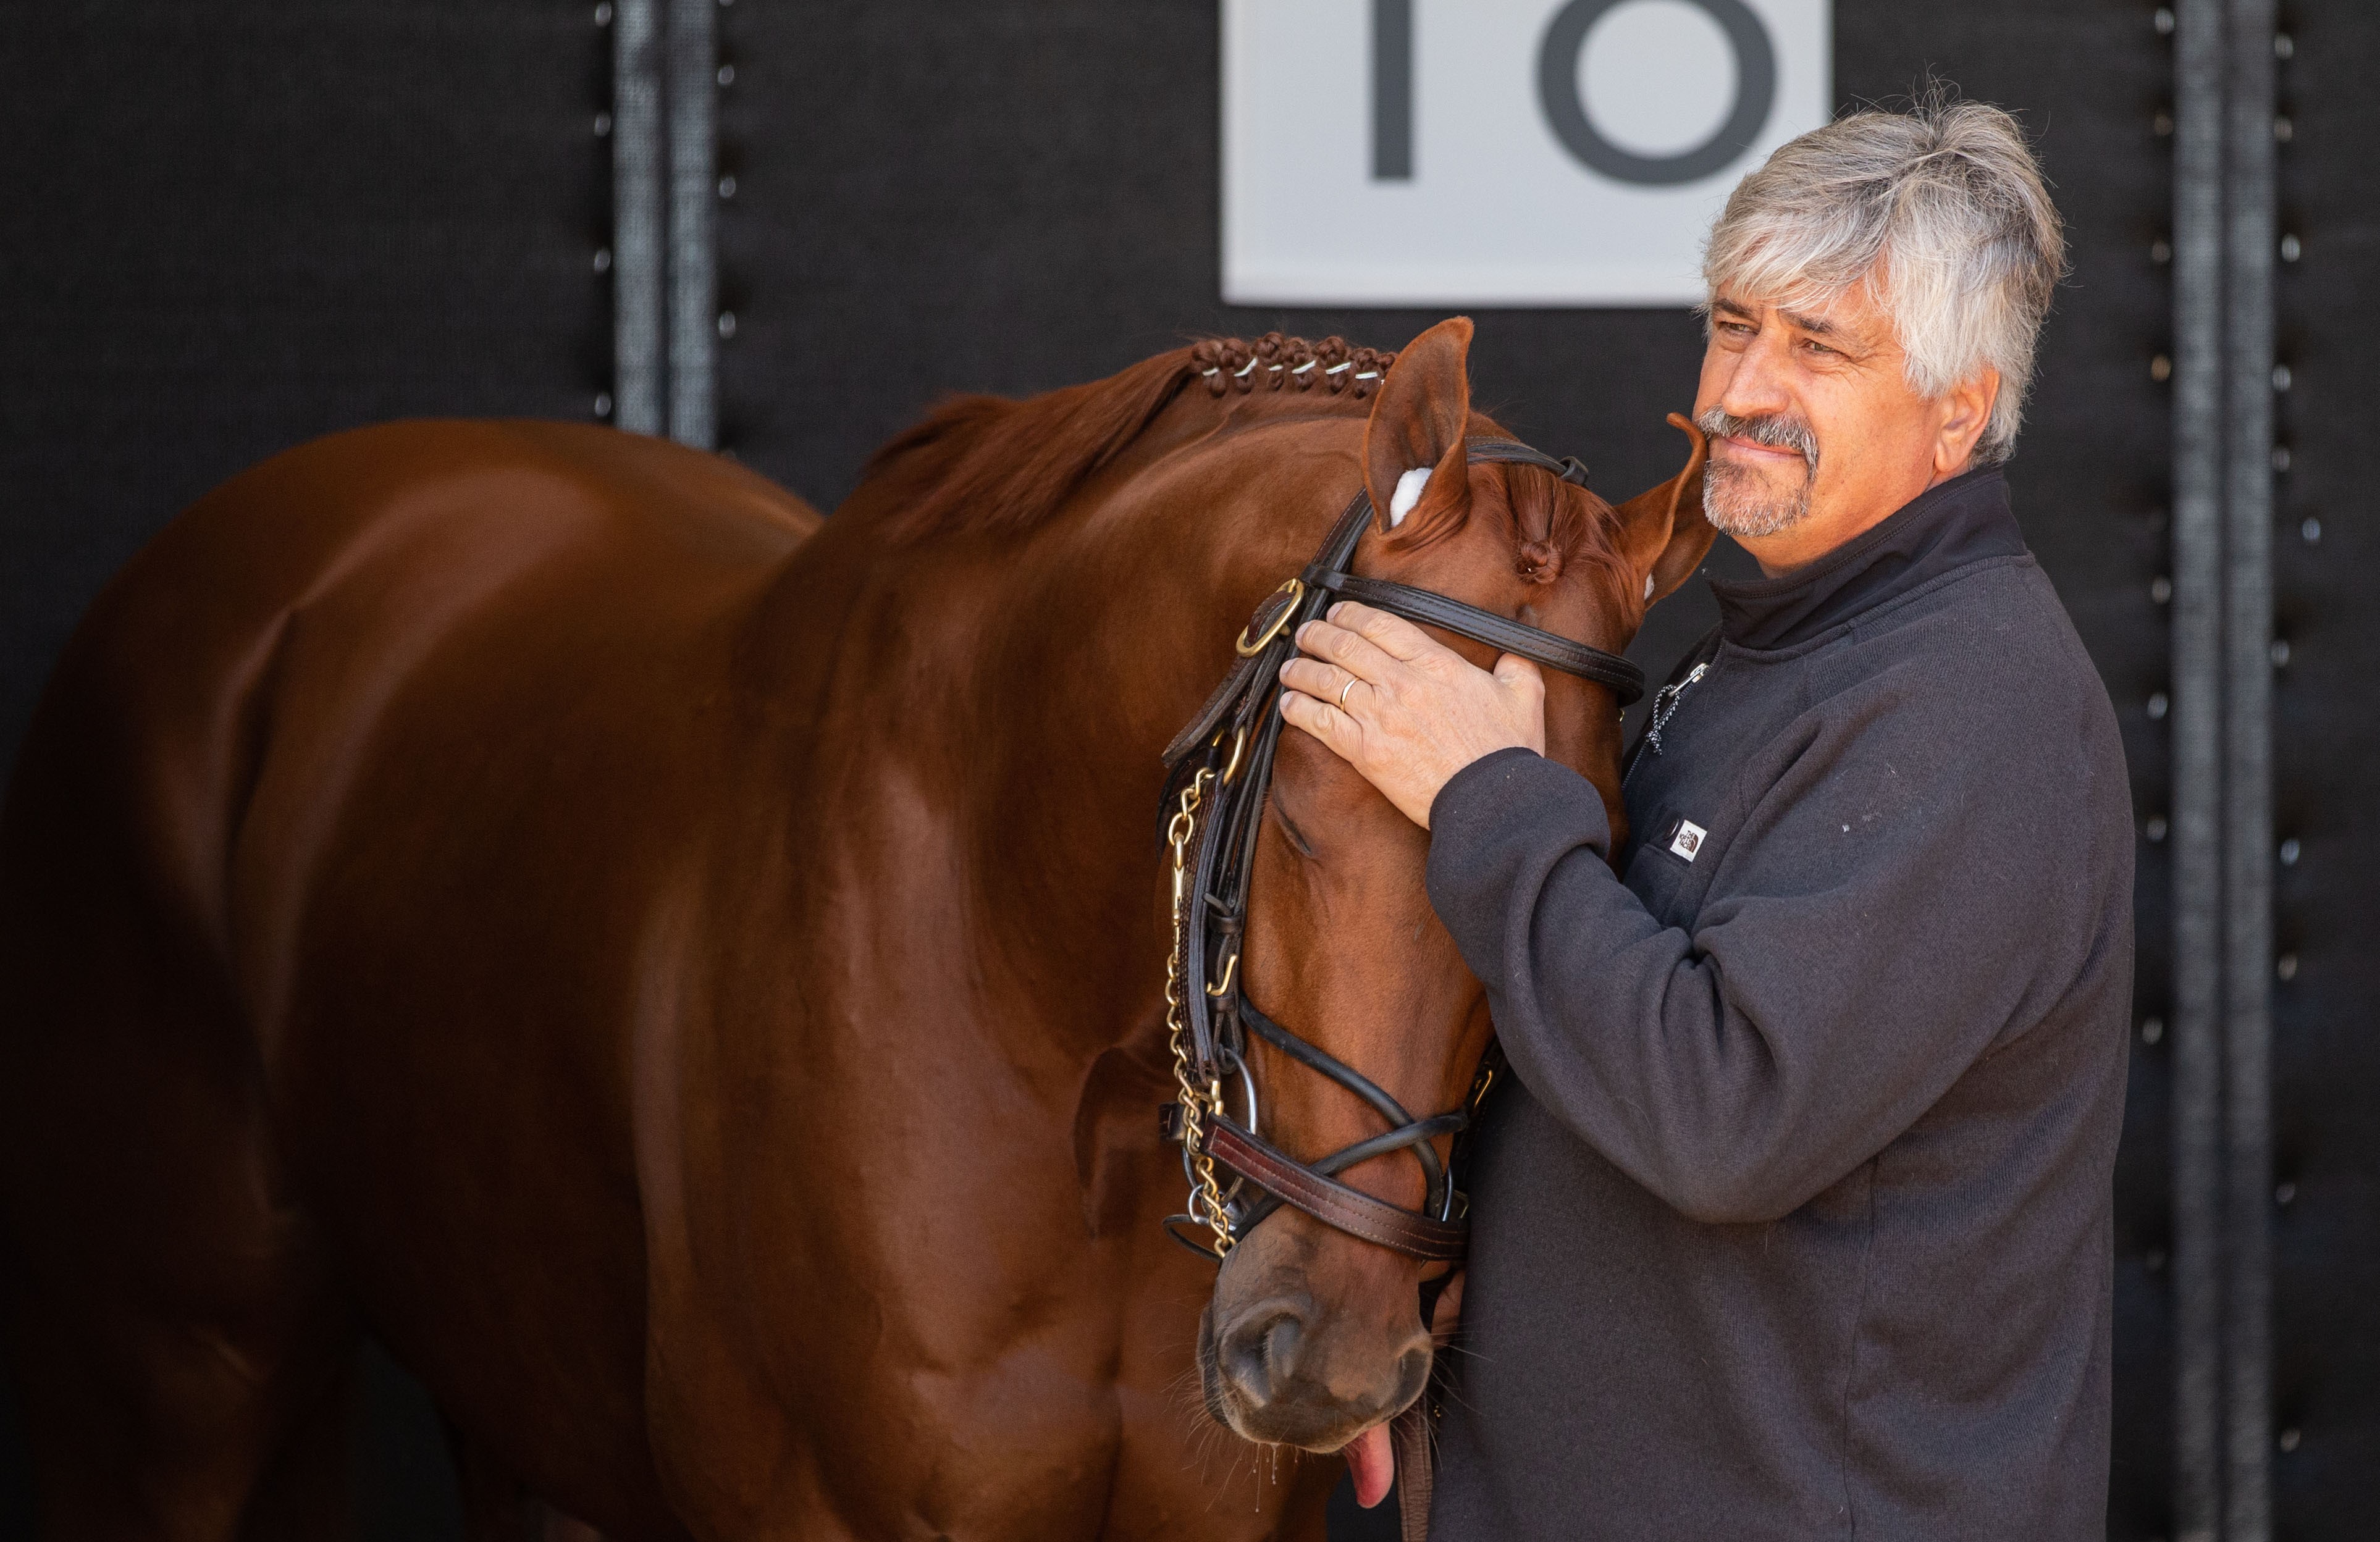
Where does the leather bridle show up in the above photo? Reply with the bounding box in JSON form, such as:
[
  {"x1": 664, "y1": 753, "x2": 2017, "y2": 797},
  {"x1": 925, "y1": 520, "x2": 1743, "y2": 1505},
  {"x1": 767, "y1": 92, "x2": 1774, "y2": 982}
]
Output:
[{"x1": 1155, "y1": 438, "x2": 1645, "y2": 1267}]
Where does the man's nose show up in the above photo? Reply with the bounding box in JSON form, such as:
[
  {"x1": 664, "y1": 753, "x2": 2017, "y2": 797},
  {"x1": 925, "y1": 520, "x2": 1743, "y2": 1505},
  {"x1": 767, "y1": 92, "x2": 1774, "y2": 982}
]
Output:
[{"x1": 1714, "y1": 340, "x2": 1796, "y2": 424}]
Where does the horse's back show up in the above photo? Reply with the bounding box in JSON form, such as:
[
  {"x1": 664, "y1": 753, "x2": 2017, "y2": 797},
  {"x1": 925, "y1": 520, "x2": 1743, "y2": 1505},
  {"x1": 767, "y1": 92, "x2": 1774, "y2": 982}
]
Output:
[
  {"x1": 0, "y1": 419, "x2": 812, "y2": 1537},
  {"x1": 9, "y1": 415, "x2": 818, "y2": 976}
]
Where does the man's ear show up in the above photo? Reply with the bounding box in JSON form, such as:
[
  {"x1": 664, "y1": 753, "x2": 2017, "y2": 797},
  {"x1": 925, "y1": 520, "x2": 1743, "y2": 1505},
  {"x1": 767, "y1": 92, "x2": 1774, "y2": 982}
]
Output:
[
  {"x1": 1613, "y1": 413, "x2": 1715, "y2": 606},
  {"x1": 1935, "y1": 366, "x2": 2000, "y2": 479},
  {"x1": 1364, "y1": 317, "x2": 1475, "y2": 542}
]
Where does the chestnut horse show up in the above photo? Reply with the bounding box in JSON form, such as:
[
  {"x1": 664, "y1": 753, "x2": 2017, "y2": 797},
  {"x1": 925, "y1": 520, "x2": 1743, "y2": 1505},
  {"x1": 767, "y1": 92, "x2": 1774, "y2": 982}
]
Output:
[{"x1": 0, "y1": 318, "x2": 1708, "y2": 1539}]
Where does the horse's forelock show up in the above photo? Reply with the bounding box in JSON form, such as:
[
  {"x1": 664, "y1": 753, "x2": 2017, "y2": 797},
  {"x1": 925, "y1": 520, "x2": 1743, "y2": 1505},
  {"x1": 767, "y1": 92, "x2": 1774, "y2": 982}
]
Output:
[{"x1": 1479, "y1": 457, "x2": 1636, "y2": 603}]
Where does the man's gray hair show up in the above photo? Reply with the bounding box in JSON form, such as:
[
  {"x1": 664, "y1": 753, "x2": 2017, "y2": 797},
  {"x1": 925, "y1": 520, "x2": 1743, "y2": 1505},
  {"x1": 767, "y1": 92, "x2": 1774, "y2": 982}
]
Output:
[{"x1": 1702, "y1": 95, "x2": 2065, "y2": 465}]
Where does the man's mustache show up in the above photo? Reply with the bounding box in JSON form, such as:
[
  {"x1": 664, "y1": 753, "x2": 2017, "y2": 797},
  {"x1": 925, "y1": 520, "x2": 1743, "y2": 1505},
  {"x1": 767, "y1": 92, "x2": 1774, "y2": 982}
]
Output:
[{"x1": 1696, "y1": 406, "x2": 1819, "y2": 471}]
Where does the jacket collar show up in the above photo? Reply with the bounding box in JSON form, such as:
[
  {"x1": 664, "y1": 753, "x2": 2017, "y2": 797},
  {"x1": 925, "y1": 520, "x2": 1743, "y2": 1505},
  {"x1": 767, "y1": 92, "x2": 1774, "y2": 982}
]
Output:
[{"x1": 1709, "y1": 466, "x2": 2026, "y2": 652}]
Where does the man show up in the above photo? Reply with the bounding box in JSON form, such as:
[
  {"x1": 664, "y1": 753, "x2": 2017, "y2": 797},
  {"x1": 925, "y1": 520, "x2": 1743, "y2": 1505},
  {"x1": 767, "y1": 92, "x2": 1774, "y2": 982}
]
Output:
[{"x1": 1280, "y1": 99, "x2": 2130, "y2": 1538}]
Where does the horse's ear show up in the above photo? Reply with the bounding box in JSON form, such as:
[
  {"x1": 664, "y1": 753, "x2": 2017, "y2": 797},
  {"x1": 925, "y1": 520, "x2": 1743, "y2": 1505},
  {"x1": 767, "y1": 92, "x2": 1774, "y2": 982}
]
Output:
[
  {"x1": 1613, "y1": 413, "x2": 1714, "y2": 606},
  {"x1": 1364, "y1": 317, "x2": 1475, "y2": 542}
]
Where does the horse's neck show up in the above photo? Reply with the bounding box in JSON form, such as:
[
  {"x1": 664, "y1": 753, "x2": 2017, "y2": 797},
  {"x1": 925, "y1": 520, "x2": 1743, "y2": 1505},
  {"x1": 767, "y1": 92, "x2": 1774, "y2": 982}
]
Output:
[{"x1": 751, "y1": 418, "x2": 1356, "y2": 1070}]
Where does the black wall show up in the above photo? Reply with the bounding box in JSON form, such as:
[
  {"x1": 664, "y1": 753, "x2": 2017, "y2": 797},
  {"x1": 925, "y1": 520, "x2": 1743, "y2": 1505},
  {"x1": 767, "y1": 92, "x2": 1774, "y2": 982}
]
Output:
[
  {"x1": 3, "y1": 2, "x2": 2372, "y2": 1536},
  {"x1": 2261, "y1": 5, "x2": 2380, "y2": 1514}
]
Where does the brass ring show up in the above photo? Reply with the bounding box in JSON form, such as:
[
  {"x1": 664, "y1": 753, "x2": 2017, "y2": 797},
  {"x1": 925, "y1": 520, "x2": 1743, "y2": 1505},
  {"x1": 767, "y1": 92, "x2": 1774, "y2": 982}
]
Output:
[
  {"x1": 1234, "y1": 579, "x2": 1306, "y2": 658},
  {"x1": 1218, "y1": 724, "x2": 1249, "y2": 786}
]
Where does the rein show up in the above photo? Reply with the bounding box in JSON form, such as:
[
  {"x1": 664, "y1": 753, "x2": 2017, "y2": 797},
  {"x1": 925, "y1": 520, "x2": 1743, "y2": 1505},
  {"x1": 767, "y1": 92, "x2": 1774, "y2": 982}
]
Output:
[{"x1": 1156, "y1": 439, "x2": 1644, "y2": 1265}]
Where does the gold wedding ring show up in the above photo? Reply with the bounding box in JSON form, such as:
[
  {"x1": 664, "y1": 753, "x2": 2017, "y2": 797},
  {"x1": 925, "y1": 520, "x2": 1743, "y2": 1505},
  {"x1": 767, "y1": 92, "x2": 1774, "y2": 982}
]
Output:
[{"x1": 1339, "y1": 677, "x2": 1358, "y2": 710}]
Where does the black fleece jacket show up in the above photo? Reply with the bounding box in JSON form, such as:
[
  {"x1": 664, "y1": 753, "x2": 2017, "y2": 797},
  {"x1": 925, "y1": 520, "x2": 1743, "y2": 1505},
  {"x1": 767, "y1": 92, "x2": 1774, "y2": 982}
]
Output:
[{"x1": 1423, "y1": 469, "x2": 2134, "y2": 1540}]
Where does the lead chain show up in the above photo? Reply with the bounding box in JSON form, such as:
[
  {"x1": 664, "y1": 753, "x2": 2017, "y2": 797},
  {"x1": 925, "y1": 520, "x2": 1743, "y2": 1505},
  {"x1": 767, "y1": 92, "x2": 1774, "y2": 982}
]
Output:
[{"x1": 1164, "y1": 769, "x2": 1234, "y2": 1257}]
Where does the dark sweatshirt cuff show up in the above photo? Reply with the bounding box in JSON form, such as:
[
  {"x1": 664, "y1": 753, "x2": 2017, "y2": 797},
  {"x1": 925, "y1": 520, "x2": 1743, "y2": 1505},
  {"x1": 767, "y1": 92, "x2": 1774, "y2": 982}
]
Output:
[{"x1": 1426, "y1": 747, "x2": 1616, "y2": 983}]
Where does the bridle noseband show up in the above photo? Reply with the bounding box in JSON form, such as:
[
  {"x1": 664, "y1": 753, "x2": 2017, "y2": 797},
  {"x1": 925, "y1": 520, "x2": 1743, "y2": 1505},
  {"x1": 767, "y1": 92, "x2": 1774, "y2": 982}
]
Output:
[{"x1": 1156, "y1": 439, "x2": 1645, "y2": 1266}]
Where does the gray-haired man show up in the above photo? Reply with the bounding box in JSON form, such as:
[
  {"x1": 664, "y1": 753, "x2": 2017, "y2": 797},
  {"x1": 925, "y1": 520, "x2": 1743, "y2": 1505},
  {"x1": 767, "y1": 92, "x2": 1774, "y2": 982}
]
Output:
[{"x1": 1280, "y1": 99, "x2": 2130, "y2": 1537}]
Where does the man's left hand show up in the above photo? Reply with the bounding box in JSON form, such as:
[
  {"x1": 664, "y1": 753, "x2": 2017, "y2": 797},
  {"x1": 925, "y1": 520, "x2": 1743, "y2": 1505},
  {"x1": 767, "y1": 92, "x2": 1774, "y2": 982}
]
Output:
[{"x1": 1278, "y1": 601, "x2": 1547, "y2": 828}]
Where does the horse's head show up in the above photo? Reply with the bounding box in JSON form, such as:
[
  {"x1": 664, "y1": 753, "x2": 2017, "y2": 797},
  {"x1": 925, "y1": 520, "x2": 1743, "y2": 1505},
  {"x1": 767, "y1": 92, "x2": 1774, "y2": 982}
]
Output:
[{"x1": 1193, "y1": 319, "x2": 1712, "y2": 1469}]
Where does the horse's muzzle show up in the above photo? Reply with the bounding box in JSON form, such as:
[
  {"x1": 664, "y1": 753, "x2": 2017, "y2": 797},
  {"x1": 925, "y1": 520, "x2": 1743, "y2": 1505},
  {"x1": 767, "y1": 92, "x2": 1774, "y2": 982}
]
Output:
[{"x1": 1198, "y1": 1294, "x2": 1431, "y2": 1451}]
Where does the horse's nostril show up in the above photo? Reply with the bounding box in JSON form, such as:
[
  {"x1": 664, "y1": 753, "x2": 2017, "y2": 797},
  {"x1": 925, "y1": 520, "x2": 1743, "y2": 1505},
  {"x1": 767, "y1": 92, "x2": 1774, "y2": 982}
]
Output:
[
  {"x1": 1221, "y1": 1307, "x2": 1306, "y2": 1406},
  {"x1": 1395, "y1": 1344, "x2": 1431, "y2": 1400},
  {"x1": 1263, "y1": 1314, "x2": 1304, "y2": 1382}
]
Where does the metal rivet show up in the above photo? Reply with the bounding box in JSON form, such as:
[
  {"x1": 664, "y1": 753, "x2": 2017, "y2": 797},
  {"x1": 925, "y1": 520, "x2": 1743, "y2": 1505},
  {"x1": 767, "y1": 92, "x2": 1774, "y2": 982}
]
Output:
[
  {"x1": 2155, "y1": 7, "x2": 2176, "y2": 34},
  {"x1": 2151, "y1": 238, "x2": 2172, "y2": 264},
  {"x1": 592, "y1": 248, "x2": 612, "y2": 274},
  {"x1": 594, "y1": 1, "x2": 612, "y2": 23},
  {"x1": 2146, "y1": 1247, "x2": 2168, "y2": 1271},
  {"x1": 2274, "y1": 116, "x2": 2294, "y2": 143},
  {"x1": 2150, "y1": 354, "x2": 2172, "y2": 383},
  {"x1": 2145, "y1": 815, "x2": 2169, "y2": 843},
  {"x1": 594, "y1": 392, "x2": 613, "y2": 418},
  {"x1": 2271, "y1": 638, "x2": 2291, "y2": 668},
  {"x1": 2142, "y1": 1016, "x2": 2166, "y2": 1045},
  {"x1": 2273, "y1": 445, "x2": 2293, "y2": 473},
  {"x1": 718, "y1": 174, "x2": 737, "y2": 199},
  {"x1": 2275, "y1": 1181, "x2": 2297, "y2": 1206},
  {"x1": 2280, "y1": 1427, "x2": 2302, "y2": 1452},
  {"x1": 717, "y1": 311, "x2": 738, "y2": 338},
  {"x1": 2277, "y1": 952, "x2": 2298, "y2": 982},
  {"x1": 2281, "y1": 232, "x2": 2302, "y2": 262},
  {"x1": 2275, "y1": 33, "x2": 2294, "y2": 59},
  {"x1": 2300, "y1": 516, "x2": 2321, "y2": 544},
  {"x1": 2273, "y1": 364, "x2": 2292, "y2": 392},
  {"x1": 2280, "y1": 837, "x2": 2301, "y2": 866},
  {"x1": 594, "y1": 111, "x2": 612, "y2": 137},
  {"x1": 2151, "y1": 576, "x2": 2174, "y2": 605},
  {"x1": 717, "y1": 63, "x2": 735, "y2": 86},
  {"x1": 2154, "y1": 110, "x2": 2174, "y2": 137},
  {"x1": 2147, "y1": 692, "x2": 2169, "y2": 721}
]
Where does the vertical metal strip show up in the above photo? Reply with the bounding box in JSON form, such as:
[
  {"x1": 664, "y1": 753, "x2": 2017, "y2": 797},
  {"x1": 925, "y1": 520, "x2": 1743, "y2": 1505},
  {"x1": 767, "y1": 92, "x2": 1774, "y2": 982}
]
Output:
[
  {"x1": 2220, "y1": 1, "x2": 2277, "y2": 1535},
  {"x1": 2168, "y1": 2, "x2": 2227, "y2": 1535},
  {"x1": 665, "y1": 0, "x2": 717, "y2": 449},
  {"x1": 1371, "y1": 0, "x2": 1414, "y2": 180},
  {"x1": 612, "y1": 0, "x2": 666, "y2": 437}
]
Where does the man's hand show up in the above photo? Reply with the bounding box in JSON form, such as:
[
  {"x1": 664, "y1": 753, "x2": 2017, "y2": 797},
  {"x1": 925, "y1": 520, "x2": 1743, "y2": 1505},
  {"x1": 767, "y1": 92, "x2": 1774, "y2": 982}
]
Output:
[{"x1": 1278, "y1": 600, "x2": 1547, "y2": 827}]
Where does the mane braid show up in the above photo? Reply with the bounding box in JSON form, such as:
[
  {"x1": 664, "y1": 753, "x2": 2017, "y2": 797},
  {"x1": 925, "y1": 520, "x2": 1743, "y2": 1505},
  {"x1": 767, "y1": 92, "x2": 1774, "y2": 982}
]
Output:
[{"x1": 863, "y1": 333, "x2": 1397, "y2": 540}]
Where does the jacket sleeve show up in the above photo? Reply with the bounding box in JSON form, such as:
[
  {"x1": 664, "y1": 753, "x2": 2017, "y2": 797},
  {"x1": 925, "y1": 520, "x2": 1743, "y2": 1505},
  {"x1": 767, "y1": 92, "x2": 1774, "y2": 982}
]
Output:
[{"x1": 1424, "y1": 698, "x2": 2116, "y2": 1225}]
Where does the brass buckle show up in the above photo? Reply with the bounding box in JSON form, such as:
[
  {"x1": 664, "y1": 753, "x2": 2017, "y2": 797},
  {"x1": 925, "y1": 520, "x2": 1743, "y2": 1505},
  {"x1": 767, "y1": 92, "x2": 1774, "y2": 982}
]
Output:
[{"x1": 1234, "y1": 579, "x2": 1305, "y2": 658}]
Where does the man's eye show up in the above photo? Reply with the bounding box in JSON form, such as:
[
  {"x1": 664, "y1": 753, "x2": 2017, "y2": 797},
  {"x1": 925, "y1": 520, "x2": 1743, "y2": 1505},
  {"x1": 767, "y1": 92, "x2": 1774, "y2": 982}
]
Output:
[{"x1": 1803, "y1": 339, "x2": 1836, "y2": 357}]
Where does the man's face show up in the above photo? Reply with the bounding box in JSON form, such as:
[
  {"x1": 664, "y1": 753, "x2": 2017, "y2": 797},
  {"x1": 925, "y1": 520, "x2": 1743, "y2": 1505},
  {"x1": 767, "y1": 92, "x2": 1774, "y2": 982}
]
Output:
[{"x1": 1692, "y1": 278, "x2": 1994, "y2": 571}]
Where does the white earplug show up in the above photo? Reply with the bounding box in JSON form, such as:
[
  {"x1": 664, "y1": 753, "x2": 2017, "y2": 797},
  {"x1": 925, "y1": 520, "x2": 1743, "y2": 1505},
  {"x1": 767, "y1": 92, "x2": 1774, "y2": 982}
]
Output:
[{"x1": 1388, "y1": 466, "x2": 1433, "y2": 527}]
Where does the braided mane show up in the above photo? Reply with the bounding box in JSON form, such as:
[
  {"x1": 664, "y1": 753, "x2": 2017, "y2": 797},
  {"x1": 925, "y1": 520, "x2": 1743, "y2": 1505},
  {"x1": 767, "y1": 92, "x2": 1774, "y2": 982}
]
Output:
[{"x1": 861, "y1": 334, "x2": 1397, "y2": 540}]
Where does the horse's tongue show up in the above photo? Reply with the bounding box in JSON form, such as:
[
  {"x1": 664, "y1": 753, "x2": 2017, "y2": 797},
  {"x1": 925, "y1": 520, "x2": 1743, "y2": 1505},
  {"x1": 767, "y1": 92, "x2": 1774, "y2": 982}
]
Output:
[{"x1": 1346, "y1": 1423, "x2": 1395, "y2": 1509}]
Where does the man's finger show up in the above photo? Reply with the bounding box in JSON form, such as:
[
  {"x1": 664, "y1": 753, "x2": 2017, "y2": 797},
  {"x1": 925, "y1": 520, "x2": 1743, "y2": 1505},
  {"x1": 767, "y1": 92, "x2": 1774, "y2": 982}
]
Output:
[
  {"x1": 1279, "y1": 656, "x2": 1342, "y2": 702},
  {"x1": 1278, "y1": 687, "x2": 1359, "y2": 760},
  {"x1": 1327, "y1": 600, "x2": 1444, "y2": 664},
  {"x1": 1295, "y1": 616, "x2": 1402, "y2": 686},
  {"x1": 1492, "y1": 653, "x2": 1547, "y2": 699}
]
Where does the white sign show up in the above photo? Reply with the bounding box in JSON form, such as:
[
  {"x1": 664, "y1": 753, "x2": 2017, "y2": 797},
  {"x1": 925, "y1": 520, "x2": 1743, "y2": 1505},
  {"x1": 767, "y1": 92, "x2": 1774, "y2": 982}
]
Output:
[{"x1": 1222, "y1": 0, "x2": 1831, "y2": 306}]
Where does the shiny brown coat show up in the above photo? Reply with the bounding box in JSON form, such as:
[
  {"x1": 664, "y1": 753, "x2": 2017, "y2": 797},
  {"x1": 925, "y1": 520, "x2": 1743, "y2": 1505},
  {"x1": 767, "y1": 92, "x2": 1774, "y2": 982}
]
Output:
[{"x1": 0, "y1": 320, "x2": 1707, "y2": 1539}]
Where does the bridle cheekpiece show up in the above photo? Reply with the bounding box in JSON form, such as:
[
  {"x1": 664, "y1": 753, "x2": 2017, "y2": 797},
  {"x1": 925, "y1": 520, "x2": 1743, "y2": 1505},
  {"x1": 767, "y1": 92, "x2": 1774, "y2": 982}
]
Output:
[{"x1": 1156, "y1": 438, "x2": 1644, "y2": 1266}]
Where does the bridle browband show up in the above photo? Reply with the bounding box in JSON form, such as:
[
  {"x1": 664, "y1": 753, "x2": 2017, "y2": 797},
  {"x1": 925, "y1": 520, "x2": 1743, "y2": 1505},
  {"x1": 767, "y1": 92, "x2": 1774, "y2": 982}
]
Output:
[{"x1": 1156, "y1": 438, "x2": 1644, "y2": 1267}]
